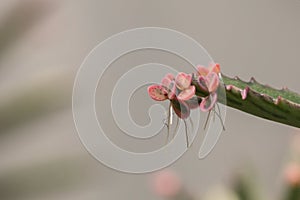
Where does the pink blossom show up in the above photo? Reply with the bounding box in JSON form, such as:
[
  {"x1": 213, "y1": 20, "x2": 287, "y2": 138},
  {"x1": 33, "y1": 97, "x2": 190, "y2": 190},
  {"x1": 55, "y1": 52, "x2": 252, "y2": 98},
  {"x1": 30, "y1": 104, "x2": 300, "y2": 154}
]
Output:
[
  {"x1": 150, "y1": 170, "x2": 182, "y2": 198},
  {"x1": 284, "y1": 163, "x2": 300, "y2": 186}
]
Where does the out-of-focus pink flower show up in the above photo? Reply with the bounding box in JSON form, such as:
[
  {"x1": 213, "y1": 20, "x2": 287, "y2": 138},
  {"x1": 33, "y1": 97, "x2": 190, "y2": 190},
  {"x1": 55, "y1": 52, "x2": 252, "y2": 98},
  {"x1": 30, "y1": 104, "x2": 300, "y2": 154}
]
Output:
[
  {"x1": 284, "y1": 163, "x2": 300, "y2": 186},
  {"x1": 150, "y1": 169, "x2": 182, "y2": 198}
]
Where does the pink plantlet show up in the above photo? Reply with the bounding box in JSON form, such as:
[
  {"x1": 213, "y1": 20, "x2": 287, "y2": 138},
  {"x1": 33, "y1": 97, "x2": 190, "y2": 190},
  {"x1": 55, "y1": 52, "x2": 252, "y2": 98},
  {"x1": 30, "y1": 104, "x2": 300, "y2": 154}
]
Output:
[
  {"x1": 198, "y1": 72, "x2": 220, "y2": 112},
  {"x1": 196, "y1": 64, "x2": 225, "y2": 130},
  {"x1": 147, "y1": 63, "x2": 224, "y2": 147},
  {"x1": 147, "y1": 72, "x2": 196, "y2": 119},
  {"x1": 148, "y1": 74, "x2": 193, "y2": 147}
]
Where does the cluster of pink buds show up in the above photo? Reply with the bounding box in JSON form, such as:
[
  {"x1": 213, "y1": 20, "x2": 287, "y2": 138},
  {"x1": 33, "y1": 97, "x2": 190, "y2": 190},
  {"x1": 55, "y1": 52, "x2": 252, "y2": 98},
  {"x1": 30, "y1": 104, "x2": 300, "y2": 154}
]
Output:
[{"x1": 148, "y1": 63, "x2": 221, "y2": 119}]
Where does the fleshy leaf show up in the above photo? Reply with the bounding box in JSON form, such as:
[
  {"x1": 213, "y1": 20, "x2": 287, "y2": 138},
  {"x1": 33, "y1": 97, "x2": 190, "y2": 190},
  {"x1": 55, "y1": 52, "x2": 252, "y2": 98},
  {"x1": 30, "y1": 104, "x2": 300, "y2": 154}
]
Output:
[
  {"x1": 197, "y1": 63, "x2": 220, "y2": 76},
  {"x1": 199, "y1": 93, "x2": 218, "y2": 112},
  {"x1": 161, "y1": 73, "x2": 176, "y2": 100},
  {"x1": 222, "y1": 75, "x2": 300, "y2": 128},
  {"x1": 197, "y1": 65, "x2": 210, "y2": 76},
  {"x1": 147, "y1": 85, "x2": 168, "y2": 101},
  {"x1": 210, "y1": 63, "x2": 220, "y2": 74},
  {"x1": 197, "y1": 76, "x2": 209, "y2": 92},
  {"x1": 177, "y1": 85, "x2": 195, "y2": 101},
  {"x1": 167, "y1": 82, "x2": 176, "y2": 99},
  {"x1": 175, "y1": 72, "x2": 192, "y2": 90},
  {"x1": 171, "y1": 99, "x2": 190, "y2": 119},
  {"x1": 165, "y1": 73, "x2": 175, "y2": 81},
  {"x1": 206, "y1": 72, "x2": 219, "y2": 93},
  {"x1": 161, "y1": 73, "x2": 174, "y2": 88},
  {"x1": 185, "y1": 96, "x2": 202, "y2": 109}
]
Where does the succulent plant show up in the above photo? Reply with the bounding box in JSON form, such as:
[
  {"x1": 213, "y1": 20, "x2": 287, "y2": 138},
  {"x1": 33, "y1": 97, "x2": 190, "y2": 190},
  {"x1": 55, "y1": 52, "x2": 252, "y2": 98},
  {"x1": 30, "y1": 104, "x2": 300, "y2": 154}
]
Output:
[{"x1": 148, "y1": 63, "x2": 300, "y2": 128}]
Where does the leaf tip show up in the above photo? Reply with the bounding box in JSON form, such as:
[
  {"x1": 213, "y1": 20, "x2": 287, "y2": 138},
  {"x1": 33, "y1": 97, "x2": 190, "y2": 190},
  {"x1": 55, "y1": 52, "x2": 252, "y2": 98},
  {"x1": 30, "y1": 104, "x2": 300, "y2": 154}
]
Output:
[{"x1": 249, "y1": 77, "x2": 257, "y2": 84}]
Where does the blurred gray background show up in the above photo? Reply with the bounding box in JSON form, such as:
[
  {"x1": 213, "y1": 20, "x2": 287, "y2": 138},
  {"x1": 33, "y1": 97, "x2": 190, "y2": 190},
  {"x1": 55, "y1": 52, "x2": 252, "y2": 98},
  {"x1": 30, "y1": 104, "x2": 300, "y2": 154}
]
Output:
[{"x1": 0, "y1": 0, "x2": 299, "y2": 199}]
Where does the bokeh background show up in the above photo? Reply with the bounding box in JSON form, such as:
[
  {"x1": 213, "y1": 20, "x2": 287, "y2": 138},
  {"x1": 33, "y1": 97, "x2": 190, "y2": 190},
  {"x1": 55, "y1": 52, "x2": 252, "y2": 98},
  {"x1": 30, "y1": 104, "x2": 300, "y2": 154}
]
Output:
[{"x1": 0, "y1": 0, "x2": 299, "y2": 199}]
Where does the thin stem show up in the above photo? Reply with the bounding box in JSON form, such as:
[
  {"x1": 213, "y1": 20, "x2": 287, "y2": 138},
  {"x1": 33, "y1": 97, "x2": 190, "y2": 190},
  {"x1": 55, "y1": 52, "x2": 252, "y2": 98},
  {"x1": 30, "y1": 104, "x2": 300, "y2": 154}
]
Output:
[{"x1": 184, "y1": 119, "x2": 189, "y2": 148}]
